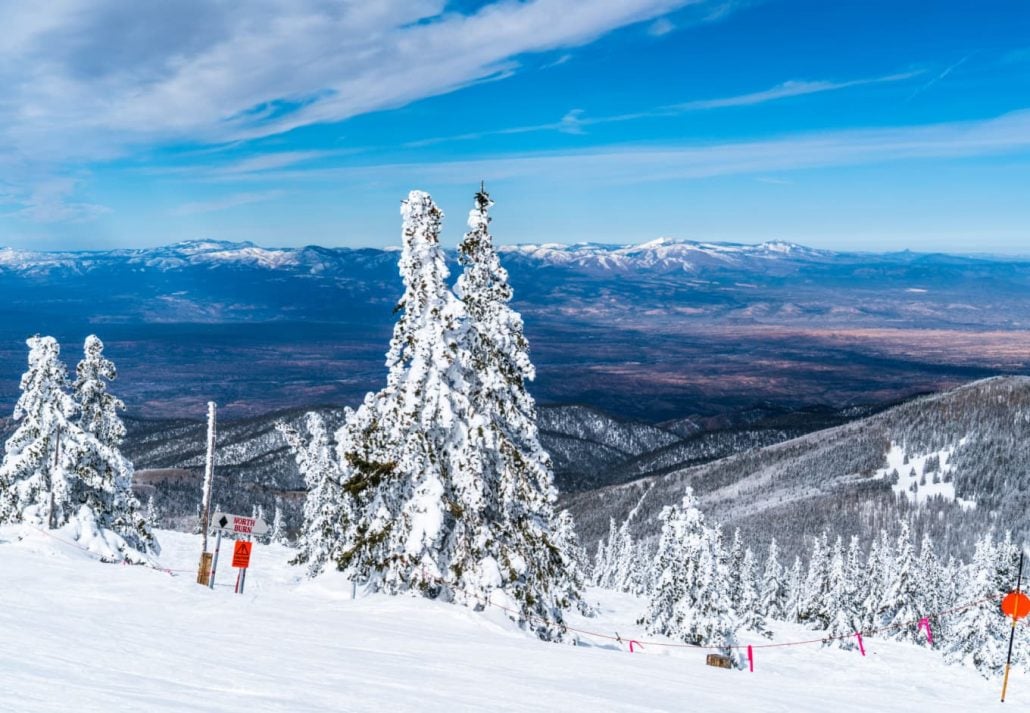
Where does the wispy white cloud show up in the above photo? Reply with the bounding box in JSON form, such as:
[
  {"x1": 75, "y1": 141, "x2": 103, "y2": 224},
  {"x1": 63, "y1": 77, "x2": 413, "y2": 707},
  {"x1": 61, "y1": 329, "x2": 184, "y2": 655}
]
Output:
[
  {"x1": 648, "y1": 17, "x2": 676, "y2": 36},
  {"x1": 671, "y1": 72, "x2": 920, "y2": 111},
  {"x1": 2, "y1": 177, "x2": 111, "y2": 224},
  {"x1": 405, "y1": 70, "x2": 922, "y2": 147},
  {"x1": 246, "y1": 109, "x2": 1030, "y2": 186},
  {"x1": 907, "y1": 54, "x2": 972, "y2": 101},
  {"x1": 0, "y1": 0, "x2": 717, "y2": 162},
  {"x1": 171, "y1": 190, "x2": 286, "y2": 216},
  {"x1": 0, "y1": 0, "x2": 732, "y2": 224}
]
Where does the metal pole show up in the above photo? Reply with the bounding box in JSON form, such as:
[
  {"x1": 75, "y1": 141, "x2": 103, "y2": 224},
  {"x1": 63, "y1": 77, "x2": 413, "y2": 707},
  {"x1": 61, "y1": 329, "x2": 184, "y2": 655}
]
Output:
[
  {"x1": 1001, "y1": 550, "x2": 1025, "y2": 703},
  {"x1": 197, "y1": 402, "x2": 217, "y2": 584},
  {"x1": 237, "y1": 534, "x2": 250, "y2": 594},
  {"x1": 209, "y1": 529, "x2": 222, "y2": 590},
  {"x1": 47, "y1": 425, "x2": 62, "y2": 530}
]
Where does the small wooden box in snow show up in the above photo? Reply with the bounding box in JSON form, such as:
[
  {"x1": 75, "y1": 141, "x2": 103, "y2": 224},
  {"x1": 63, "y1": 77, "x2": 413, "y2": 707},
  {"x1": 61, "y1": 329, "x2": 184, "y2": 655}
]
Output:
[{"x1": 706, "y1": 654, "x2": 733, "y2": 669}]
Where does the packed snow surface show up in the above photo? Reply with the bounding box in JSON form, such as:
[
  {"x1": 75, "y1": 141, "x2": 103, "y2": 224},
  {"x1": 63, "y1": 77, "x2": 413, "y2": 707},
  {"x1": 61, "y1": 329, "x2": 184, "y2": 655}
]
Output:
[{"x1": 0, "y1": 527, "x2": 1018, "y2": 712}]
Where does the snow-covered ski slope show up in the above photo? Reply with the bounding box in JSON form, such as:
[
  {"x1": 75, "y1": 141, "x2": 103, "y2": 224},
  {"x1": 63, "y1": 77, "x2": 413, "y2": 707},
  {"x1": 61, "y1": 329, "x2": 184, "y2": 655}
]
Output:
[{"x1": 0, "y1": 528, "x2": 1020, "y2": 712}]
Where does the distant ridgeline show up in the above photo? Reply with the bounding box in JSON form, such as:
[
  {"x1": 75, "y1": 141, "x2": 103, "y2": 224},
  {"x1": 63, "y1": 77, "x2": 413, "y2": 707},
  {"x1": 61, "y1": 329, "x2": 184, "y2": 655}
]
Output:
[{"x1": 0, "y1": 238, "x2": 1028, "y2": 421}]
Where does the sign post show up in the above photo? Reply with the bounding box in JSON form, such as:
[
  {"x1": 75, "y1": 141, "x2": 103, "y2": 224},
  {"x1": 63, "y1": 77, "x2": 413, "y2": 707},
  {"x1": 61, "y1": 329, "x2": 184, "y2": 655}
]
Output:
[
  {"x1": 196, "y1": 401, "x2": 217, "y2": 585},
  {"x1": 209, "y1": 512, "x2": 265, "y2": 595},
  {"x1": 233, "y1": 539, "x2": 253, "y2": 594},
  {"x1": 209, "y1": 529, "x2": 223, "y2": 589},
  {"x1": 1001, "y1": 550, "x2": 1027, "y2": 703},
  {"x1": 212, "y1": 512, "x2": 269, "y2": 538}
]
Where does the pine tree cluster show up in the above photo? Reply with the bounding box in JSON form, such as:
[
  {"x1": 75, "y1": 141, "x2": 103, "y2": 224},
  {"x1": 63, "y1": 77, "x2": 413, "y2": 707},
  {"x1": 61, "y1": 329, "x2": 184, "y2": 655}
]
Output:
[
  {"x1": 0, "y1": 335, "x2": 157, "y2": 561},
  {"x1": 281, "y1": 189, "x2": 588, "y2": 640},
  {"x1": 594, "y1": 492, "x2": 1027, "y2": 675}
]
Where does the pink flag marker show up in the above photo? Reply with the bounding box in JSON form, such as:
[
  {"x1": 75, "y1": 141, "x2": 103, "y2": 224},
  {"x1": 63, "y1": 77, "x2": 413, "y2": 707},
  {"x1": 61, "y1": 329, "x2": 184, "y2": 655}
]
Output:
[
  {"x1": 628, "y1": 640, "x2": 643, "y2": 653},
  {"x1": 856, "y1": 632, "x2": 866, "y2": 656},
  {"x1": 918, "y1": 617, "x2": 934, "y2": 646},
  {"x1": 747, "y1": 644, "x2": 754, "y2": 672}
]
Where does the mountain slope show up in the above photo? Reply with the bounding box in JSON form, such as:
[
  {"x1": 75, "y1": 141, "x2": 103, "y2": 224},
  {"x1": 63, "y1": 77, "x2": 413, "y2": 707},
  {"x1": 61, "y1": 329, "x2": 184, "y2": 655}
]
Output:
[{"x1": 565, "y1": 376, "x2": 1030, "y2": 561}]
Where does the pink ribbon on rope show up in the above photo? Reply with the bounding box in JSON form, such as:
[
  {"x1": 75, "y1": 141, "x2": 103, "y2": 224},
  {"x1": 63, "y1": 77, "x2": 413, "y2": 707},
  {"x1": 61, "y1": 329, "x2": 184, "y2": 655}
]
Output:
[{"x1": 628, "y1": 640, "x2": 643, "y2": 653}]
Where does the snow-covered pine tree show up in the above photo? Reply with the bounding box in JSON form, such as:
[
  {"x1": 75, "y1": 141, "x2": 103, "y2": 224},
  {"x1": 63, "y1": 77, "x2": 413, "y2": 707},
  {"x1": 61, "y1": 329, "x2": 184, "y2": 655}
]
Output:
[
  {"x1": 278, "y1": 412, "x2": 346, "y2": 576},
  {"x1": 738, "y1": 546, "x2": 768, "y2": 636},
  {"x1": 882, "y1": 521, "x2": 923, "y2": 643},
  {"x1": 332, "y1": 192, "x2": 474, "y2": 603},
  {"x1": 0, "y1": 336, "x2": 78, "y2": 525},
  {"x1": 593, "y1": 518, "x2": 621, "y2": 588},
  {"x1": 591, "y1": 536, "x2": 607, "y2": 586},
  {"x1": 944, "y1": 534, "x2": 1010, "y2": 676},
  {"x1": 146, "y1": 495, "x2": 158, "y2": 528},
  {"x1": 785, "y1": 556, "x2": 804, "y2": 622},
  {"x1": 860, "y1": 528, "x2": 893, "y2": 632},
  {"x1": 627, "y1": 539, "x2": 655, "y2": 596},
  {"x1": 799, "y1": 531, "x2": 831, "y2": 628},
  {"x1": 673, "y1": 526, "x2": 739, "y2": 657},
  {"x1": 760, "y1": 538, "x2": 786, "y2": 620},
  {"x1": 645, "y1": 489, "x2": 738, "y2": 657},
  {"x1": 73, "y1": 335, "x2": 156, "y2": 555},
  {"x1": 824, "y1": 537, "x2": 859, "y2": 649},
  {"x1": 725, "y1": 527, "x2": 745, "y2": 603},
  {"x1": 646, "y1": 493, "x2": 699, "y2": 637},
  {"x1": 916, "y1": 531, "x2": 947, "y2": 647},
  {"x1": 270, "y1": 505, "x2": 288, "y2": 546},
  {"x1": 450, "y1": 186, "x2": 583, "y2": 633},
  {"x1": 552, "y1": 509, "x2": 594, "y2": 615}
]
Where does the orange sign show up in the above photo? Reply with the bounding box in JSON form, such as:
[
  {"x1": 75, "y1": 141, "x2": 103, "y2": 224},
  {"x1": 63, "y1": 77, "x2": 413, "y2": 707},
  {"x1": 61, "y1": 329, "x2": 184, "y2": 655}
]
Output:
[
  {"x1": 1001, "y1": 591, "x2": 1030, "y2": 620},
  {"x1": 232, "y1": 540, "x2": 253, "y2": 569}
]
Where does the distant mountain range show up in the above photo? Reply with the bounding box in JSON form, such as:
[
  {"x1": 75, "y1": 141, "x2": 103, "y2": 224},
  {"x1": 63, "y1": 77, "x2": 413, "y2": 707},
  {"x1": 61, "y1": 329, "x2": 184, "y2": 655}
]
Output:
[{"x1": 0, "y1": 238, "x2": 1028, "y2": 420}]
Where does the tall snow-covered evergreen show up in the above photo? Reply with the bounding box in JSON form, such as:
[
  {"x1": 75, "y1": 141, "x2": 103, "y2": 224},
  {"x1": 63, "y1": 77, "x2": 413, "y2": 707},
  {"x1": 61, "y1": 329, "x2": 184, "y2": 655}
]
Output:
[
  {"x1": 760, "y1": 538, "x2": 786, "y2": 620},
  {"x1": 278, "y1": 412, "x2": 346, "y2": 576},
  {"x1": 824, "y1": 537, "x2": 859, "y2": 649},
  {"x1": 0, "y1": 336, "x2": 78, "y2": 525},
  {"x1": 453, "y1": 186, "x2": 583, "y2": 630},
  {"x1": 73, "y1": 335, "x2": 156, "y2": 554},
  {"x1": 737, "y1": 546, "x2": 768, "y2": 636},
  {"x1": 270, "y1": 505, "x2": 288, "y2": 546},
  {"x1": 882, "y1": 522, "x2": 923, "y2": 642},
  {"x1": 799, "y1": 532, "x2": 831, "y2": 628},
  {"x1": 334, "y1": 191, "x2": 471, "y2": 597},
  {"x1": 552, "y1": 509, "x2": 593, "y2": 615}
]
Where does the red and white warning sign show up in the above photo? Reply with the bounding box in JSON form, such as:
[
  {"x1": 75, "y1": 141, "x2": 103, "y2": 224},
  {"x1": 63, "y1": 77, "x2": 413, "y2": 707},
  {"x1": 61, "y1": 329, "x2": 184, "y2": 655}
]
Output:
[
  {"x1": 232, "y1": 540, "x2": 253, "y2": 569},
  {"x1": 212, "y1": 511, "x2": 269, "y2": 536}
]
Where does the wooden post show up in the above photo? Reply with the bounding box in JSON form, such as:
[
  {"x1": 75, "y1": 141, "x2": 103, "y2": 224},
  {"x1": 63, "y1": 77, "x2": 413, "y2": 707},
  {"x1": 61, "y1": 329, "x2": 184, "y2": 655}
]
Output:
[
  {"x1": 197, "y1": 552, "x2": 213, "y2": 586},
  {"x1": 1001, "y1": 550, "x2": 1025, "y2": 703},
  {"x1": 196, "y1": 401, "x2": 217, "y2": 584}
]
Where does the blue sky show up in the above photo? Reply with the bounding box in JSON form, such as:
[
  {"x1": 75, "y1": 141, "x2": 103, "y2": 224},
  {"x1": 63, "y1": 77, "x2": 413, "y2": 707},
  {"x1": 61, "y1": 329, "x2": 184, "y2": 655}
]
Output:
[{"x1": 1, "y1": 0, "x2": 1028, "y2": 252}]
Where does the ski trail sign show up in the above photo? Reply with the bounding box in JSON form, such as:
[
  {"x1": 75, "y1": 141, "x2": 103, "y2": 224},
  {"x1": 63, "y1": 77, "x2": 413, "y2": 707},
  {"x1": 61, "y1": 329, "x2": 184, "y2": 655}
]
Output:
[{"x1": 212, "y1": 512, "x2": 269, "y2": 536}]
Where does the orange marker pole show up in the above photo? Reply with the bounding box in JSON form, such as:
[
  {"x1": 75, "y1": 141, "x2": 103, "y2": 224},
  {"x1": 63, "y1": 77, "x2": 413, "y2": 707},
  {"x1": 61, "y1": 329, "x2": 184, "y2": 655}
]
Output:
[{"x1": 1001, "y1": 550, "x2": 1024, "y2": 703}]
